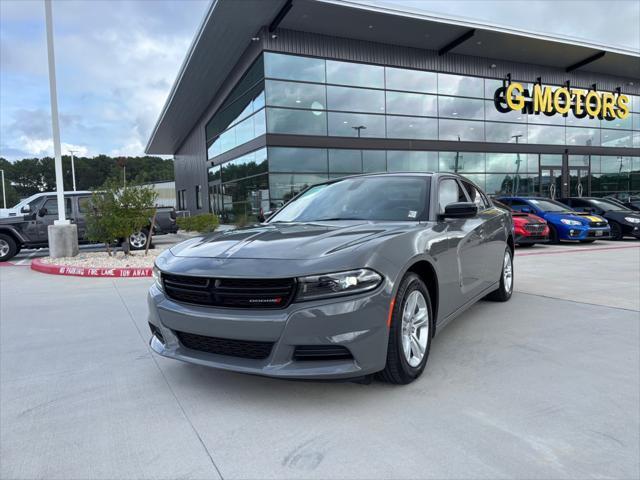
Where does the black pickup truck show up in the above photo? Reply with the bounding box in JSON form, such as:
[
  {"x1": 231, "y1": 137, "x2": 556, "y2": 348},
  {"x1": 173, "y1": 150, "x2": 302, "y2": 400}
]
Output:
[{"x1": 0, "y1": 192, "x2": 178, "y2": 261}]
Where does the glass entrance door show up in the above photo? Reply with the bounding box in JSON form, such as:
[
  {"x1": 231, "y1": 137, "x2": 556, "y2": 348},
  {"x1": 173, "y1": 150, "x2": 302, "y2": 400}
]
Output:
[
  {"x1": 540, "y1": 167, "x2": 562, "y2": 199},
  {"x1": 568, "y1": 168, "x2": 590, "y2": 197}
]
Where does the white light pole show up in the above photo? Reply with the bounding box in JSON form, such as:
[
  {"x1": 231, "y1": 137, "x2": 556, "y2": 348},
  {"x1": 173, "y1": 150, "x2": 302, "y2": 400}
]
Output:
[
  {"x1": 68, "y1": 149, "x2": 77, "y2": 191},
  {"x1": 0, "y1": 169, "x2": 6, "y2": 208},
  {"x1": 44, "y1": 0, "x2": 66, "y2": 224},
  {"x1": 44, "y1": 0, "x2": 78, "y2": 258}
]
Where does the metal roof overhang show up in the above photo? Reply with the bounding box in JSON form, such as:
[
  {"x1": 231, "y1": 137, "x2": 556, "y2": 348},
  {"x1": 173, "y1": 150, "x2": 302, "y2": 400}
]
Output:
[{"x1": 146, "y1": 0, "x2": 640, "y2": 155}]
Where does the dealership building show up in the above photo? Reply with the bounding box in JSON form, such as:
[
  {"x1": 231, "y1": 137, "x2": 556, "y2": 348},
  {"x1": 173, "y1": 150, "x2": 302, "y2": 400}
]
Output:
[{"x1": 146, "y1": 0, "x2": 640, "y2": 218}]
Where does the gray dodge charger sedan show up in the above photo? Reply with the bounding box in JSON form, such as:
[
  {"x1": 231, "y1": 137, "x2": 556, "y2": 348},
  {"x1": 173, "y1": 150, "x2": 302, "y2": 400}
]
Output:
[{"x1": 148, "y1": 173, "x2": 514, "y2": 384}]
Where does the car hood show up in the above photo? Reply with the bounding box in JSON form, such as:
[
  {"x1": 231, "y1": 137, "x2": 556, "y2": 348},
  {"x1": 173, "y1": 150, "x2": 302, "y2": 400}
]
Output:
[
  {"x1": 512, "y1": 212, "x2": 546, "y2": 224},
  {"x1": 543, "y1": 212, "x2": 605, "y2": 224},
  {"x1": 170, "y1": 221, "x2": 415, "y2": 260}
]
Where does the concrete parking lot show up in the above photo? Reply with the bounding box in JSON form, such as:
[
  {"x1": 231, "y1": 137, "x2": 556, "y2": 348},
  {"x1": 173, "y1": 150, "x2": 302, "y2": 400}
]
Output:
[{"x1": 1, "y1": 241, "x2": 639, "y2": 479}]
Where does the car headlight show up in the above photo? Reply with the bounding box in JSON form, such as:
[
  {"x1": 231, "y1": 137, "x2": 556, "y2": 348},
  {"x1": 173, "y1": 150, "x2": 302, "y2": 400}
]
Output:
[
  {"x1": 152, "y1": 265, "x2": 163, "y2": 291},
  {"x1": 624, "y1": 216, "x2": 640, "y2": 224},
  {"x1": 296, "y1": 269, "x2": 382, "y2": 301},
  {"x1": 560, "y1": 219, "x2": 582, "y2": 226}
]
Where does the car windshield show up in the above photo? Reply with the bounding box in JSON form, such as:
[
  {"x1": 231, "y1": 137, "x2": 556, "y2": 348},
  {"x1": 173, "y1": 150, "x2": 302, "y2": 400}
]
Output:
[
  {"x1": 528, "y1": 199, "x2": 572, "y2": 212},
  {"x1": 588, "y1": 199, "x2": 630, "y2": 211},
  {"x1": 269, "y1": 176, "x2": 430, "y2": 223}
]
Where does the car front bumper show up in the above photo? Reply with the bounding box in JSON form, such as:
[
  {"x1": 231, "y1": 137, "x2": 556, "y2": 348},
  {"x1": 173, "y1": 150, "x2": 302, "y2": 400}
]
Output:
[
  {"x1": 515, "y1": 234, "x2": 549, "y2": 245},
  {"x1": 147, "y1": 284, "x2": 391, "y2": 379},
  {"x1": 622, "y1": 224, "x2": 640, "y2": 239},
  {"x1": 558, "y1": 225, "x2": 611, "y2": 241}
]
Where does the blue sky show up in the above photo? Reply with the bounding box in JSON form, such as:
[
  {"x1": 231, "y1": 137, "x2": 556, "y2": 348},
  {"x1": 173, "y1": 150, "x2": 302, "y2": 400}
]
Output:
[{"x1": 1, "y1": 0, "x2": 638, "y2": 161}]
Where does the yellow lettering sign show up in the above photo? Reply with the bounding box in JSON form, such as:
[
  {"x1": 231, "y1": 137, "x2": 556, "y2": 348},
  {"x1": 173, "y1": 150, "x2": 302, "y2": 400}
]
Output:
[{"x1": 506, "y1": 82, "x2": 525, "y2": 111}]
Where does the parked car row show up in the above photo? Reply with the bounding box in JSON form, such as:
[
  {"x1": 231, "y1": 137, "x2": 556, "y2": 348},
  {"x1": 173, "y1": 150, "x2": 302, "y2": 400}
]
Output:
[
  {"x1": 496, "y1": 196, "x2": 640, "y2": 245},
  {"x1": 0, "y1": 191, "x2": 178, "y2": 262}
]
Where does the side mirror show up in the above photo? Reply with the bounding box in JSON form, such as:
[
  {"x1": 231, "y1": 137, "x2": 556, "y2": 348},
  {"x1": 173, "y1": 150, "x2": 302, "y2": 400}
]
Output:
[
  {"x1": 441, "y1": 202, "x2": 478, "y2": 219},
  {"x1": 520, "y1": 206, "x2": 532, "y2": 213},
  {"x1": 21, "y1": 205, "x2": 31, "y2": 214},
  {"x1": 38, "y1": 208, "x2": 47, "y2": 217}
]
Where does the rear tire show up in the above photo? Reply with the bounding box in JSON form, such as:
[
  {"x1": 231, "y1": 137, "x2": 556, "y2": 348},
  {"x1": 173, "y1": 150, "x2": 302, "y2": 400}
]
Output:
[
  {"x1": 379, "y1": 273, "x2": 433, "y2": 385},
  {"x1": 0, "y1": 234, "x2": 18, "y2": 262},
  {"x1": 486, "y1": 247, "x2": 514, "y2": 302},
  {"x1": 609, "y1": 221, "x2": 623, "y2": 241}
]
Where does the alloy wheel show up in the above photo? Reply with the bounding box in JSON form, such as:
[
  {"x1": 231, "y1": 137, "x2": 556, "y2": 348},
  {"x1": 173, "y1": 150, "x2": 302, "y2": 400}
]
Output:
[
  {"x1": 503, "y1": 250, "x2": 513, "y2": 294},
  {"x1": 401, "y1": 290, "x2": 429, "y2": 367},
  {"x1": 129, "y1": 231, "x2": 147, "y2": 249},
  {"x1": 0, "y1": 239, "x2": 9, "y2": 258}
]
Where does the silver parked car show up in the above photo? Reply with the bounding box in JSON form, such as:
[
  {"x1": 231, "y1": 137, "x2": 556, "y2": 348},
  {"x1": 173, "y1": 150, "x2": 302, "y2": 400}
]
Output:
[{"x1": 148, "y1": 173, "x2": 514, "y2": 384}]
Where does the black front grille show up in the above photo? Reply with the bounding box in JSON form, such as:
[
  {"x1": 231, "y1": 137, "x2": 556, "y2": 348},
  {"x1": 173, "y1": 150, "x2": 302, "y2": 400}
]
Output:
[
  {"x1": 293, "y1": 345, "x2": 353, "y2": 361},
  {"x1": 176, "y1": 331, "x2": 274, "y2": 360},
  {"x1": 524, "y1": 223, "x2": 546, "y2": 233},
  {"x1": 162, "y1": 273, "x2": 296, "y2": 309},
  {"x1": 589, "y1": 221, "x2": 607, "y2": 228}
]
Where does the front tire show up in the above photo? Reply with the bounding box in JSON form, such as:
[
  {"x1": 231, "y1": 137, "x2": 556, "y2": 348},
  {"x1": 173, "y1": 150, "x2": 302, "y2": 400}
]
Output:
[
  {"x1": 486, "y1": 247, "x2": 514, "y2": 302},
  {"x1": 549, "y1": 225, "x2": 560, "y2": 244},
  {"x1": 609, "y1": 221, "x2": 623, "y2": 241},
  {"x1": 0, "y1": 234, "x2": 18, "y2": 262},
  {"x1": 379, "y1": 273, "x2": 433, "y2": 385}
]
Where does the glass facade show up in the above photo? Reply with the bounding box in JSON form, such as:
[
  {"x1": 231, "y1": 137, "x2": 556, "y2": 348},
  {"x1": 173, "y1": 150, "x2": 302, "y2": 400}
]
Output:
[
  {"x1": 259, "y1": 52, "x2": 639, "y2": 147},
  {"x1": 199, "y1": 52, "x2": 639, "y2": 219}
]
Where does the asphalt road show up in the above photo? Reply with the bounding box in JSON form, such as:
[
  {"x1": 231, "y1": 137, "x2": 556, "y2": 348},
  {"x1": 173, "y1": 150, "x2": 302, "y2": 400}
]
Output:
[{"x1": 1, "y1": 241, "x2": 639, "y2": 479}]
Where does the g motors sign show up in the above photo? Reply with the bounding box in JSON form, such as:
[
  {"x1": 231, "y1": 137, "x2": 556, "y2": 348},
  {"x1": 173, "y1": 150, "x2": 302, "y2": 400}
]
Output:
[{"x1": 494, "y1": 81, "x2": 630, "y2": 120}]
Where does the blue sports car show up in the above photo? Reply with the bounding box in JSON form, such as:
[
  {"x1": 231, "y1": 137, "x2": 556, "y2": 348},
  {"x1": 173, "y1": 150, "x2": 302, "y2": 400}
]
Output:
[{"x1": 497, "y1": 197, "x2": 610, "y2": 243}]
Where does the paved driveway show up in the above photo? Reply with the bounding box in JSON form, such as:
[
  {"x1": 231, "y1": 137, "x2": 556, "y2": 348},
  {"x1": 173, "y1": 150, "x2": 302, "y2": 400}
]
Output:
[{"x1": 1, "y1": 241, "x2": 639, "y2": 479}]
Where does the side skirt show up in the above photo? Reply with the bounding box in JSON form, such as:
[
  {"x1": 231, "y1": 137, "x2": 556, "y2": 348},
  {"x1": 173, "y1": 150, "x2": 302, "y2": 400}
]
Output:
[{"x1": 434, "y1": 281, "x2": 500, "y2": 336}]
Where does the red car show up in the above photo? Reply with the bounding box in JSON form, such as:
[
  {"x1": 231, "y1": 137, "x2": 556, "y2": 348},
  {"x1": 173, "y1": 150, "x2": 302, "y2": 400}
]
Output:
[{"x1": 494, "y1": 200, "x2": 549, "y2": 247}]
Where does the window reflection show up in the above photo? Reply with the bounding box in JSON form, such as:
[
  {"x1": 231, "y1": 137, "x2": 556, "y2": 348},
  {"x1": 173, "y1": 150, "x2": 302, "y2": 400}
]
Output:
[
  {"x1": 387, "y1": 151, "x2": 438, "y2": 172},
  {"x1": 266, "y1": 108, "x2": 327, "y2": 135},
  {"x1": 601, "y1": 129, "x2": 632, "y2": 147},
  {"x1": 438, "y1": 73, "x2": 484, "y2": 98},
  {"x1": 527, "y1": 125, "x2": 565, "y2": 145},
  {"x1": 484, "y1": 100, "x2": 525, "y2": 123},
  {"x1": 326, "y1": 60, "x2": 384, "y2": 88},
  {"x1": 266, "y1": 80, "x2": 326, "y2": 109},
  {"x1": 486, "y1": 153, "x2": 527, "y2": 173},
  {"x1": 328, "y1": 149, "x2": 363, "y2": 173},
  {"x1": 386, "y1": 91, "x2": 437, "y2": 116},
  {"x1": 566, "y1": 127, "x2": 600, "y2": 146},
  {"x1": 269, "y1": 173, "x2": 329, "y2": 203},
  {"x1": 387, "y1": 116, "x2": 437, "y2": 140},
  {"x1": 439, "y1": 119, "x2": 484, "y2": 141},
  {"x1": 327, "y1": 86, "x2": 385, "y2": 113},
  {"x1": 439, "y1": 152, "x2": 485, "y2": 172},
  {"x1": 485, "y1": 122, "x2": 527, "y2": 144},
  {"x1": 328, "y1": 112, "x2": 385, "y2": 137},
  {"x1": 438, "y1": 96, "x2": 484, "y2": 120},
  {"x1": 268, "y1": 147, "x2": 328, "y2": 173},
  {"x1": 264, "y1": 53, "x2": 325, "y2": 83},
  {"x1": 362, "y1": 151, "x2": 387, "y2": 172},
  {"x1": 386, "y1": 67, "x2": 436, "y2": 93}
]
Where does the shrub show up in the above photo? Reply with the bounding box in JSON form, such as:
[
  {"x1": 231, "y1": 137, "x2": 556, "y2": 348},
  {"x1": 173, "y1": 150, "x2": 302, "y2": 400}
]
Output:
[
  {"x1": 85, "y1": 181, "x2": 157, "y2": 255},
  {"x1": 177, "y1": 213, "x2": 219, "y2": 233}
]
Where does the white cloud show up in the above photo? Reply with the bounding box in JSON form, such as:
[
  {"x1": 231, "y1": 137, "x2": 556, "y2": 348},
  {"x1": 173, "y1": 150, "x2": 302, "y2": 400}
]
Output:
[{"x1": 17, "y1": 135, "x2": 90, "y2": 158}]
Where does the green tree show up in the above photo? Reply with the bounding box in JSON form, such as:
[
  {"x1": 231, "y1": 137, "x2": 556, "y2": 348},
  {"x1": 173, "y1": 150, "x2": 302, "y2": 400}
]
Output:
[{"x1": 85, "y1": 181, "x2": 157, "y2": 256}]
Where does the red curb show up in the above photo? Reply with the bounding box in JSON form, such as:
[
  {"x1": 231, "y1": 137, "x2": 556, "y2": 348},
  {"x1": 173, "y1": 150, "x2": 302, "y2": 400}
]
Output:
[{"x1": 31, "y1": 258, "x2": 152, "y2": 277}]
